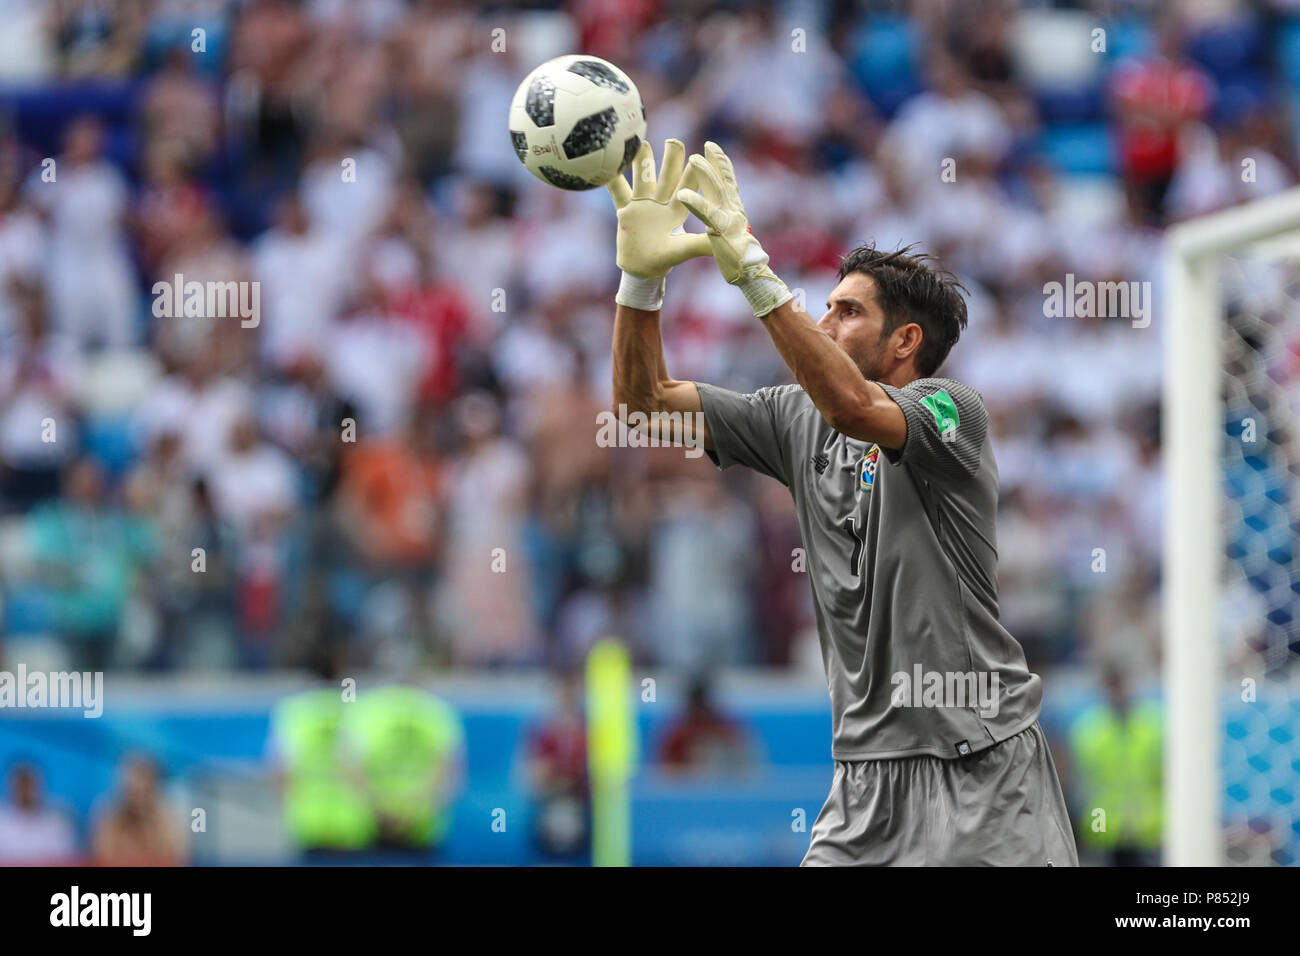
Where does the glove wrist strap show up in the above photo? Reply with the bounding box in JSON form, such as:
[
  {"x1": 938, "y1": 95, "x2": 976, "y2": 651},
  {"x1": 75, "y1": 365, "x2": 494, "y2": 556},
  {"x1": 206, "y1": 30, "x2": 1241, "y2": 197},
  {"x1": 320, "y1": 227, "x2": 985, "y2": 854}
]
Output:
[
  {"x1": 615, "y1": 272, "x2": 667, "y2": 312},
  {"x1": 738, "y1": 272, "x2": 793, "y2": 318}
]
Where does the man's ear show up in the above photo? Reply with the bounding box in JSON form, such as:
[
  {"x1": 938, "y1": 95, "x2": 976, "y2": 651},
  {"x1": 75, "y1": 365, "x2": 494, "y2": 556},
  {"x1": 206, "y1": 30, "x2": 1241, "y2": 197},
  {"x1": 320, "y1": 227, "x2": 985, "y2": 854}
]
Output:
[{"x1": 893, "y1": 322, "x2": 924, "y2": 364}]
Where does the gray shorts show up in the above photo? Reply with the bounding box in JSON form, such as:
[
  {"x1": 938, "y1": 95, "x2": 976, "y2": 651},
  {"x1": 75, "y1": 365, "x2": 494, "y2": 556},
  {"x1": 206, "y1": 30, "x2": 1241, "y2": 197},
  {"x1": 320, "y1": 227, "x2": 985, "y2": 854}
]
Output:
[{"x1": 801, "y1": 721, "x2": 1079, "y2": 866}]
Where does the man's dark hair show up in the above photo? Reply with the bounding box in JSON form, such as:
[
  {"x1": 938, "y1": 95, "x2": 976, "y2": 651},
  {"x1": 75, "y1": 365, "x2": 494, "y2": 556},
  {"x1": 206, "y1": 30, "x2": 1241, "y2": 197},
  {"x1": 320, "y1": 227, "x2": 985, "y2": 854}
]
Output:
[{"x1": 837, "y1": 242, "x2": 969, "y2": 377}]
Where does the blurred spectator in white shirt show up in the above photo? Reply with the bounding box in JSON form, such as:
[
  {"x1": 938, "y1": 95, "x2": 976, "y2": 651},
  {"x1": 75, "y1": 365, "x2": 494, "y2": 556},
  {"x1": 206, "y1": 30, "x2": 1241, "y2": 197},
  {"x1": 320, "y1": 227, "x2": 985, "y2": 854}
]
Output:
[
  {"x1": 252, "y1": 193, "x2": 351, "y2": 371},
  {"x1": 0, "y1": 762, "x2": 78, "y2": 864},
  {"x1": 1165, "y1": 118, "x2": 1293, "y2": 222},
  {"x1": 24, "y1": 115, "x2": 137, "y2": 348},
  {"x1": 135, "y1": 350, "x2": 254, "y2": 478},
  {"x1": 438, "y1": 180, "x2": 517, "y2": 335},
  {"x1": 439, "y1": 391, "x2": 535, "y2": 665},
  {"x1": 0, "y1": 282, "x2": 80, "y2": 510},
  {"x1": 453, "y1": 47, "x2": 525, "y2": 183},
  {"x1": 884, "y1": 53, "x2": 1011, "y2": 198},
  {"x1": 0, "y1": 156, "x2": 46, "y2": 339},
  {"x1": 208, "y1": 413, "x2": 298, "y2": 539},
  {"x1": 300, "y1": 128, "x2": 396, "y2": 245},
  {"x1": 324, "y1": 282, "x2": 428, "y2": 438},
  {"x1": 650, "y1": 469, "x2": 758, "y2": 670}
]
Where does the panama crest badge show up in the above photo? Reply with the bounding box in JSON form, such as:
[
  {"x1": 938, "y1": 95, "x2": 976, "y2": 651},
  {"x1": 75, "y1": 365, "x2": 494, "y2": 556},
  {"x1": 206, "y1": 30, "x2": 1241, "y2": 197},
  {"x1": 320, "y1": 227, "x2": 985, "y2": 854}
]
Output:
[{"x1": 859, "y1": 444, "x2": 881, "y2": 492}]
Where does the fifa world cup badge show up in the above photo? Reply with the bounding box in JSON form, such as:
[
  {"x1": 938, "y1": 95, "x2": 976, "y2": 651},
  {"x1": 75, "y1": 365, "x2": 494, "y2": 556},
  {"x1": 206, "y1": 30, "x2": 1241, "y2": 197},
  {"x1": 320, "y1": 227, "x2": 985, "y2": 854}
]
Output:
[{"x1": 859, "y1": 444, "x2": 881, "y2": 492}]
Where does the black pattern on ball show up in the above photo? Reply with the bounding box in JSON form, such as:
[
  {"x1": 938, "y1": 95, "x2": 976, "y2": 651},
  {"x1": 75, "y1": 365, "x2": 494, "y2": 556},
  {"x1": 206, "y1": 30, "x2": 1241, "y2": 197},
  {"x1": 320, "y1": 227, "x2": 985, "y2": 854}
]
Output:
[
  {"x1": 510, "y1": 131, "x2": 529, "y2": 162},
  {"x1": 619, "y1": 135, "x2": 640, "y2": 173},
  {"x1": 539, "y1": 166, "x2": 596, "y2": 190},
  {"x1": 525, "y1": 76, "x2": 556, "y2": 127},
  {"x1": 567, "y1": 60, "x2": 629, "y2": 93},
  {"x1": 562, "y1": 107, "x2": 617, "y2": 160}
]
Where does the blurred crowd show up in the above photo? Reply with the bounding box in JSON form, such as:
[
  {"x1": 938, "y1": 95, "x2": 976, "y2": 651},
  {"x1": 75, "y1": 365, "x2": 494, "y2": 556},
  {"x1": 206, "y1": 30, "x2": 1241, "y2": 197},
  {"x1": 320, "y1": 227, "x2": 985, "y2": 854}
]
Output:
[
  {"x1": 0, "y1": 669, "x2": 763, "y2": 865},
  {"x1": 0, "y1": 753, "x2": 187, "y2": 866},
  {"x1": 0, "y1": 0, "x2": 1296, "y2": 688}
]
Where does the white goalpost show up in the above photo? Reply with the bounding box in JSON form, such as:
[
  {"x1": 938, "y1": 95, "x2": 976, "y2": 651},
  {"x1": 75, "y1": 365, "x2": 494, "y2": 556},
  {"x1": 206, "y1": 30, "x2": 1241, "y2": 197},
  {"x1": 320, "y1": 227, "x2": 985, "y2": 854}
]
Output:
[{"x1": 1164, "y1": 186, "x2": 1300, "y2": 866}]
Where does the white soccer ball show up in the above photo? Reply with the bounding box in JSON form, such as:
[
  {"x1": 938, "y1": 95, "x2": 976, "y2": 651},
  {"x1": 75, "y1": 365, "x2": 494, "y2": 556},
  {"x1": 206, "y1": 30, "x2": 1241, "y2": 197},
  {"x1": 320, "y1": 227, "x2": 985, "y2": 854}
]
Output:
[{"x1": 508, "y1": 55, "x2": 646, "y2": 191}]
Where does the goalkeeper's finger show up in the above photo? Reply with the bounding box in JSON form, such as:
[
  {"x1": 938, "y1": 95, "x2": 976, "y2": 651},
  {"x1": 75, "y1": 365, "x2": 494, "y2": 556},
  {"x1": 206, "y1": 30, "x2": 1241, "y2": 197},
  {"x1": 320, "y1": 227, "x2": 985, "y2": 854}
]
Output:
[
  {"x1": 676, "y1": 188, "x2": 728, "y2": 232},
  {"x1": 654, "y1": 139, "x2": 686, "y2": 204},
  {"x1": 631, "y1": 139, "x2": 657, "y2": 200},
  {"x1": 704, "y1": 141, "x2": 739, "y2": 194},
  {"x1": 606, "y1": 171, "x2": 632, "y2": 208},
  {"x1": 681, "y1": 153, "x2": 724, "y2": 208}
]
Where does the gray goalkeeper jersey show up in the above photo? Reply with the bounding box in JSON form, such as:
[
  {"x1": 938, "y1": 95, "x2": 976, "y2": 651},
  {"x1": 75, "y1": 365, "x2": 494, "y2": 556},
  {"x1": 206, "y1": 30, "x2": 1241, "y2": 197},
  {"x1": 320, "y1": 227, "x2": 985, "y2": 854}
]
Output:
[{"x1": 695, "y1": 377, "x2": 1041, "y2": 760}]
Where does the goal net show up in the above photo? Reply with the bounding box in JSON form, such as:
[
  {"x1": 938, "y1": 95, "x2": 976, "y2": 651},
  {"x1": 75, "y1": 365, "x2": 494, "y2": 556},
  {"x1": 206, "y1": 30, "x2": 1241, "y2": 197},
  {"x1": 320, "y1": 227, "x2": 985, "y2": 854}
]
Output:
[{"x1": 1165, "y1": 187, "x2": 1300, "y2": 866}]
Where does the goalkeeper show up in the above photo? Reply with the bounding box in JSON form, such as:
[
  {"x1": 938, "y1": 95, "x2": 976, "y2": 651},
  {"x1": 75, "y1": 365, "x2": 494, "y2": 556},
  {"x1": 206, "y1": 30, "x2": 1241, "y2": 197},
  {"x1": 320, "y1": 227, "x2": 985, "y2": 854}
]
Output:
[{"x1": 607, "y1": 139, "x2": 1078, "y2": 866}]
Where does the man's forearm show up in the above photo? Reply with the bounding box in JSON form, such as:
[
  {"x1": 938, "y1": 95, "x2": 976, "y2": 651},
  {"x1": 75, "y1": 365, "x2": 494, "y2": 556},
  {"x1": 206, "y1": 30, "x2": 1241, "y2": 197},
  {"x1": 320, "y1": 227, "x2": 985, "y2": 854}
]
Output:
[
  {"x1": 610, "y1": 303, "x2": 711, "y2": 449},
  {"x1": 612, "y1": 303, "x2": 668, "y2": 411},
  {"x1": 759, "y1": 299, "x2": 903, "y2": 446},
  {"x1": 673, "y1": 141, "x2": 905, "y2": 446}
]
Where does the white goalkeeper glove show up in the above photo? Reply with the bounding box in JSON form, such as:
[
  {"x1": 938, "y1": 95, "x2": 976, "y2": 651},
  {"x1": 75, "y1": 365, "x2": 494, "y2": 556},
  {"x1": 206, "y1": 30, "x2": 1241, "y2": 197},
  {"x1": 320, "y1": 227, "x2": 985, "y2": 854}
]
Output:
[
  {"x1": 675, "y1": 141, "x2": 793, "y2": 318},
  {"x1": 608, "y1": 138, "x2": 713, "y2": 311}
]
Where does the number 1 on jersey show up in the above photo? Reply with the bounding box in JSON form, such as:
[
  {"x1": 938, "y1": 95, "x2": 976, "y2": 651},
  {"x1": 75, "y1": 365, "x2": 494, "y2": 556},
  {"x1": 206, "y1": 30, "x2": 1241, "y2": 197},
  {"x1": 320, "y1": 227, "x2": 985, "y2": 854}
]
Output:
[{"x1": 842, "y1": 517, "x2": 864, "y2": 578}]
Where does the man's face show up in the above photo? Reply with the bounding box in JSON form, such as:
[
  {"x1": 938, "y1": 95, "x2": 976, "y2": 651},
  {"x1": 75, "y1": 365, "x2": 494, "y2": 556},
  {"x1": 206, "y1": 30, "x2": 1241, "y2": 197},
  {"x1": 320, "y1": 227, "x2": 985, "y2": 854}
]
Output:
[
  {"x1": 12, "y1": 768, "x2": 38, "y2": 809},
  {"x1": 124, "y1": 759, "x2": 157, "y2": 807},
  {"x1": 817, "y1": 273, "x2": 894, "y2": 381}
]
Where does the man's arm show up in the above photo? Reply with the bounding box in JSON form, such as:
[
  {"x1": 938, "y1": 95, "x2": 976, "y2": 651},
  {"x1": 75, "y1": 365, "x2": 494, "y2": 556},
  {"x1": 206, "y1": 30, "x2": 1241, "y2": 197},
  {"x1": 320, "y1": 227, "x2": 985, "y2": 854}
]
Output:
[
  {"x1": 604, "y1": 138, "x2": 715, "y2": 451},
  {"x1": 758, "y1": 298, "x2": 905, "y2": 448},
  {"x1": 610, "y1": 302, "x2": 711, "y2": 450},
  {"x1": 675, "y1": 142, "x2": 905, "y2": 449}
]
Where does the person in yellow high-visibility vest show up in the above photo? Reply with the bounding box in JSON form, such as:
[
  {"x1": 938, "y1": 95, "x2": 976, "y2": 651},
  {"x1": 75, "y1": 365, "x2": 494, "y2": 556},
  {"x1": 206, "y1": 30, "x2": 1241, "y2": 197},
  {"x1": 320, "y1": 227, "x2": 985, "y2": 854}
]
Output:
[
  {"x1": 341, "y1": 683, "x2": 465, "y2": 857},
  {"x1": 268, "y1": 665, "x2": 377, "y2": 860},
  {"x1": 1068, "y1": 665, "x2": 1163, "y2": 866}
]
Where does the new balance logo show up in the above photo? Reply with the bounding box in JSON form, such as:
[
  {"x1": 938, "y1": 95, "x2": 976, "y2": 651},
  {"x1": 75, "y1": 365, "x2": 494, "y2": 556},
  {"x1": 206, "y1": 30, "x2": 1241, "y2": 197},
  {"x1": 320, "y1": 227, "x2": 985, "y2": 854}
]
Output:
[{"x1": 810, "y1": 454, "x2": 829, "y2": 475}]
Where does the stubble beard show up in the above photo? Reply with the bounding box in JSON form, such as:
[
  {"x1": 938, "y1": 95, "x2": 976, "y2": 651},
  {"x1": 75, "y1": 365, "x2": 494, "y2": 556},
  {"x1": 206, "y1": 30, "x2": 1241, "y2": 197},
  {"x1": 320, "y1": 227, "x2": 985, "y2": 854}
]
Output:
[{"x1": 851, "y1": 333, "x2": 892, "y2": 383}]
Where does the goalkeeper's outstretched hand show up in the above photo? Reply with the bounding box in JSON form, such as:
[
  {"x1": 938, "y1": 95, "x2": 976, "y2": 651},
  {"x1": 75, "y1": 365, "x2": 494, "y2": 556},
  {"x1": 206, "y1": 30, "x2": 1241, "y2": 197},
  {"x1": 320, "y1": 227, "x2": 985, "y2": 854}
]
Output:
[
  {"x1": 607, "y1": 139, "x2": 713, "y2": 280},
  {"x1": 676, "y1": 141, "x2": 793, "y2": 318}
]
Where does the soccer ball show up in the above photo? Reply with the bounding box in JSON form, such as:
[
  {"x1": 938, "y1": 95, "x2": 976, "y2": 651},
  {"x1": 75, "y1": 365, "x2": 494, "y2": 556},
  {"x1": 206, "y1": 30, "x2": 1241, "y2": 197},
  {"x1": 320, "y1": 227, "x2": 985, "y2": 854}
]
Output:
[{"x1": 508, "y1": 55, "x2": 646, "y2": 191}]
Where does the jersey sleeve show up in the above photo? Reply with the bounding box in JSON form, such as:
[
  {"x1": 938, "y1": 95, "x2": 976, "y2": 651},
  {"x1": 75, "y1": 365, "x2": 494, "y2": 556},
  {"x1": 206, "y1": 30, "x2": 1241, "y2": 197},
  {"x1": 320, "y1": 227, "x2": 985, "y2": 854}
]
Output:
[
  {"x1": 877, "y1": 378, "x2": 988, "y2": 483},
  {"x1": 694, "y1": 382, "x2": 800, "y2": 485}
]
